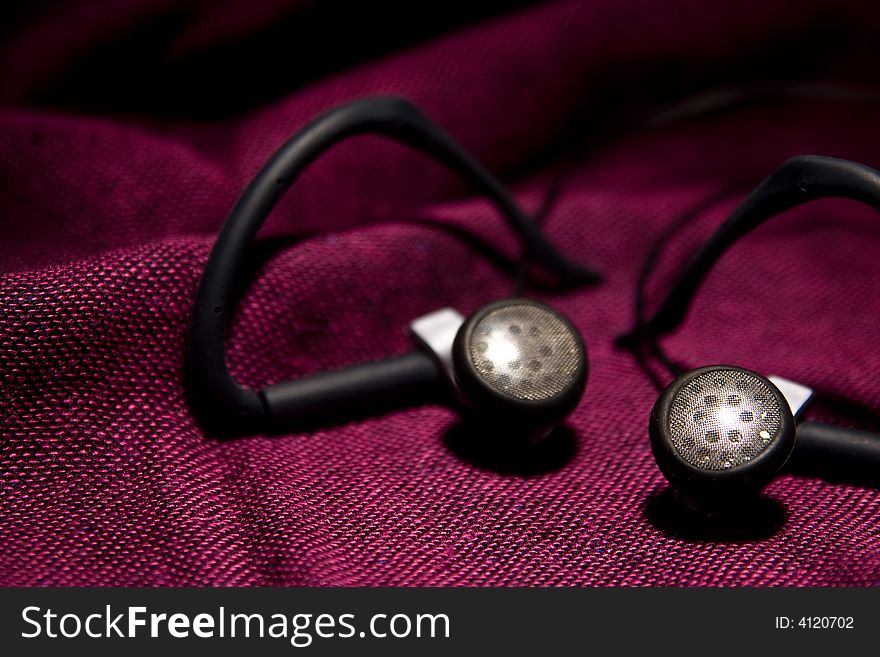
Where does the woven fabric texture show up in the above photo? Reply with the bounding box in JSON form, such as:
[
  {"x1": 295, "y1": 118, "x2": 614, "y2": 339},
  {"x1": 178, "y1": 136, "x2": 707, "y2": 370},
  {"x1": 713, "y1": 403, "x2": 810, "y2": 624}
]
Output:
[{"x1": 1, "y1": 0, "x2": 879, "y2": 585}]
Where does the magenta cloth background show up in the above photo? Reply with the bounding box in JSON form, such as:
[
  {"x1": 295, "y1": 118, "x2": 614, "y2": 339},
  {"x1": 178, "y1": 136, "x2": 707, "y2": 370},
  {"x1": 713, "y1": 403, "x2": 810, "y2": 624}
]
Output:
[{"x1": 2, "y1": 0, "x2": 880, "y2": 585}]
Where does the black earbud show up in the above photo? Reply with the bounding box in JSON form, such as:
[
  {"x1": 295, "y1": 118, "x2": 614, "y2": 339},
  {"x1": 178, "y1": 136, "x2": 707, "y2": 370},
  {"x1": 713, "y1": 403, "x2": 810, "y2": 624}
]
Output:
[
  {"x1": 624, "y1": 156, "x2": 880, "y2": 507},
  {"x1": 649, "y1": 365, "x2": 796, "y2": 506},
  {"x1": 412, "y1": 299, "x2": 587, "y2": 439},
  {"x1": 187, "y1": 96, "x2": 595, "y2": 437}
]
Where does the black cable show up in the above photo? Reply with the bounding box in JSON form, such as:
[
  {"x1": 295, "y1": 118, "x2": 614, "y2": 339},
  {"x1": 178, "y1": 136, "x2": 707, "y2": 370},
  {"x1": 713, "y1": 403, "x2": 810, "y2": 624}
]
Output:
[
  {"x1": 620, "y1": 157, "x2": 880, "y2": 385},
  {"x1": 618, "y1": 183, "x2": 752, "y2": 385},
  {"x1": 513, "y1": 172, "x2": 570, "y2": 296},
  {"x1": 517, "y1": 81, "x2": 880, "y2": 300},
  {"x1": 788, "y1": 421, "x2": 880, "y2": 485},
  {"x1": 643, "y1": 82, "x2": 880, "y2": 131}
]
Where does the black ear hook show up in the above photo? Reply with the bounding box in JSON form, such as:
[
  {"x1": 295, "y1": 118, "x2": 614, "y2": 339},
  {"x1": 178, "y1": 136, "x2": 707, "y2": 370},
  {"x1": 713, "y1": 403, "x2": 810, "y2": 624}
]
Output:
[
  {"x1": 641, "y1": 155, "x2": 880, "y2": 338},
  {"x1": 188, "y1": 96, "x2": 598, "y2": 435}
]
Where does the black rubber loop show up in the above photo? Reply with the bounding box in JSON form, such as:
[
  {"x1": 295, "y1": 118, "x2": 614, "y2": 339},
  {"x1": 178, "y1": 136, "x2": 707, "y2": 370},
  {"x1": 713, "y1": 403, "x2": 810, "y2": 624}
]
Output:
[
  {"x1": 188, "y1": 96, "x2": 597, "y2": 435},
  {"x1": 644, "y1": 155, "x2": 880, "y2": 337}
]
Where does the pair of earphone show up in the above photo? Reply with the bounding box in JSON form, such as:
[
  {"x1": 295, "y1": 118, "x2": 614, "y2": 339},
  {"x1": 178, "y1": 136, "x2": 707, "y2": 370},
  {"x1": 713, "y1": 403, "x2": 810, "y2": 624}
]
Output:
[{"x1": 187, "y1": 96, "x2": 879, "y2": 513}]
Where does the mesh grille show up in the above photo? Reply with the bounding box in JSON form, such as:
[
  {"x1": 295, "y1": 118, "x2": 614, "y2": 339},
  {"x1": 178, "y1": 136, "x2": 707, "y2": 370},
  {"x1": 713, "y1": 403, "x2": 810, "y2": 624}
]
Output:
[
  {"x1": 467, "y1": 303, "x2": 581, "y2": 401},
  {"x1": 668, "y1": 369, "x2": 782, "y2": 470}
]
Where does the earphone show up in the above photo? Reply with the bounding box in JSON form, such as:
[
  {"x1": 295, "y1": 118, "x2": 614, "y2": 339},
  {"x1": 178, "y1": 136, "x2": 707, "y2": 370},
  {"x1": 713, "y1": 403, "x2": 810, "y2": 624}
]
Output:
[
  {"x1": 187, "y1": 96, "x2": 595, "y2": 438},
  {"x1": 623, "y1": 155, "x2": 880, "y2": 507}
]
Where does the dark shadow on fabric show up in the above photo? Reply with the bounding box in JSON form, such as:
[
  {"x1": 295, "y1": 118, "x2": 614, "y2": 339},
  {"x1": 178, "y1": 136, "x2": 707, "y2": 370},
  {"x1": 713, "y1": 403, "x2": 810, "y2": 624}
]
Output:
[
  {"x1": 786, "y1": 460, "x2": 880, "y2": 490},
  {"x1": 443, "y1": 420, "x2": 577, "y2": 477},
  {"x1": 644, "y1": 488, "x2": 787, "y2": 542},
  {"x1": 19, "y1": 1, "x2": 540, "y2": 118}
]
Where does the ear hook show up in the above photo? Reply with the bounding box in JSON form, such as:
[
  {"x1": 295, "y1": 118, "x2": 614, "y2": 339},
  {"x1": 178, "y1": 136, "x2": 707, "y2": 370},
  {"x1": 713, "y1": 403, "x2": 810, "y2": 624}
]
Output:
[
  {"x1": 631, "y1": 157, "x2": 880, "y2": 503},
  {"x1": 188, "y1": 96, "x2": 598, "y2": 435},
  {"x1": 641, "y1": 155, "x2": 880, "y2": 338}
]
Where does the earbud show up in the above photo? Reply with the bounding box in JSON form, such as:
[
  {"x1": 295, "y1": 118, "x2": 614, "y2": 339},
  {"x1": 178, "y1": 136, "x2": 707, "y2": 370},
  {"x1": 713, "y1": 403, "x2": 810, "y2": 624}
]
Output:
[
  {"x1": 187, "y1": 96, "x2": 596, "y2": 437},
  {"x1": 649, "y1": 365, "x2": 795, "y2": 506},
  {"x1": 413, "y1": 299, "x2": 587, "y2": 439}
]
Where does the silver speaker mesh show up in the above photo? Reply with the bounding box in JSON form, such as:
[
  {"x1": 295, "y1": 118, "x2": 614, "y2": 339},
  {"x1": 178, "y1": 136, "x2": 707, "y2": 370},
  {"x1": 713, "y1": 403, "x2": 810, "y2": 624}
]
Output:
[
  {"x1": 668, "y1": 369, "x2": 782, "y2": 470},
  {"x1": 468, "y1": 303, "x2": 581, "y2": 401}
]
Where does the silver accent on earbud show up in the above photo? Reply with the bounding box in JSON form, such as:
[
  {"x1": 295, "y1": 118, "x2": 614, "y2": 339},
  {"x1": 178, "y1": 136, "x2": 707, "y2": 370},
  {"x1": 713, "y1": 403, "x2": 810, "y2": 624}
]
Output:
[
  {"x1": 668, "y1": 368, "x2": 783, "y2": 471},
  {"x1": 410, "y1": 308, "x2": 465, "y2": 383},
  {"x1": 767, "y1": 375, "x2": 814, "y2": 419},
  {"x1": 466, "y1": 303, "x2": 581, "y2": 402}
]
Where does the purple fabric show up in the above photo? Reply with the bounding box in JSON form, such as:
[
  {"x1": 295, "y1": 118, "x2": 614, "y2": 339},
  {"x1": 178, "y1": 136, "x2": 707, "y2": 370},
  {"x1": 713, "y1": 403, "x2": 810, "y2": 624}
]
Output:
[{"x1": 2, "y1": 0, "x2": 880, "y2": 586}]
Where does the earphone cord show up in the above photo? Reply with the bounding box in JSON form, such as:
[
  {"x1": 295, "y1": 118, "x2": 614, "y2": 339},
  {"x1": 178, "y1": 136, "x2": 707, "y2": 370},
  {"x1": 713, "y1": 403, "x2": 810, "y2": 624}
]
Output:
[
  {"x1": 517, "y1": 81, "x2": 880, "y2": 362},
  {"x1": 511, "y1": 174, "x2": 746, "y2": 379},
  {"x1": 628, "y1": 183, "x2": 753, "y2": 382},
  {"x1": 513, "y1": 173, "x2": 570, "y2": 296}
]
